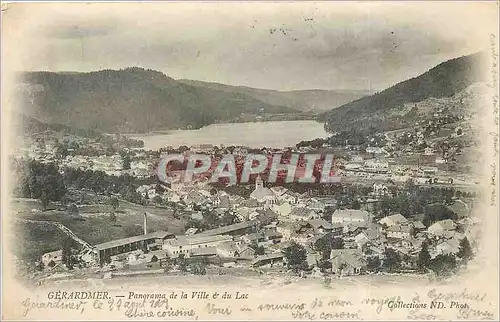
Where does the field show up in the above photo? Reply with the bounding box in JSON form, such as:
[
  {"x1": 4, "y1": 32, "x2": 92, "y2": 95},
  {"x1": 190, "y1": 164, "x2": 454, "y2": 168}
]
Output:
[
  {"x1": 12, "y1": 221, "x2": 68, "y2": 262},
  {"x1": 10, "y1": 198, "x2": 187, "y2": 263}
]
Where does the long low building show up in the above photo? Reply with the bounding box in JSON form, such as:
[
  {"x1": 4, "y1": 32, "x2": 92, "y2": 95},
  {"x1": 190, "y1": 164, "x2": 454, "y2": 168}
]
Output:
[
  {"x1": 163, "y1": 234, "x2": 234, "y2": 257},
  {"x1": 196, "y1": 220, "x2": 259, "y2": 237},
  {"x1": 93, "y1": 231, "x2": 175, "y2": 266}
]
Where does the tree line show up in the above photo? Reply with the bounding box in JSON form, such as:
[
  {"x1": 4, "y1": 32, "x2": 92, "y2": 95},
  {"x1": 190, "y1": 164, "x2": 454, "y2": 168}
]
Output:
[{"x1": 11, "y1": 158, "x2": 156, "y2": 209}]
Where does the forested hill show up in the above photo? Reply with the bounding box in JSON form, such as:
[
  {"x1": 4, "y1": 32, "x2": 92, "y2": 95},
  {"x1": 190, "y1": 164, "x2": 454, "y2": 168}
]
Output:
[
  {"x1": 178, "y1": 79, "x2": 371, "y2": 112},
  {"x1": 323, "y1": 52, "x2": 487, "y2": 133},
  {"x1": 17, "y1": 67, "x2": 298, "y2": 133}
]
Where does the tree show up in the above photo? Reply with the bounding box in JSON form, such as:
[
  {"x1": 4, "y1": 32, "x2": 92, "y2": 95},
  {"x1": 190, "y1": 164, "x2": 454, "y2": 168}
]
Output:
[
  {"x1": 351, "y1": 199, "x2": 361, "y2": 210},
  {"x1": 417, "y1": 240, "x2": 431, "y2": 272},
  {"x1": 367, "y1": 257, "x2": 381, "y2": 272},
  {"x1": 150, "y1": 255, "x2": 158, "y2": 263},
  {"x1": 429, "y1": 254, "x2": 457, "y2": 277},
  {"x1": 457, "y1": 237, "x2": 473, "y2": 261},
  {"x1": 249, "y1": 242, "x2": 265, "y2": 256},
  {"x1": 172, "y1": 203, "x2": 180, "y2": 219},
  {"x1": 36, "y1": 260, "x2": 45, "y2": 271},
  {"x1": 55, "y1": 143, "x2": 69, "y2": 159},
  {"x1": 61, "y1": 237, "x2": 76, "y2": 270},
  {"x1": 283, "y1": 242, "x2": 307, "y2": 272},
  {"x1": 122, "y1": 153, "x2": 131, "y2": 170},
  {"x1": 67, "y1": 203, "x2": 78, "y2": 216},
  {"x1": 318, "y1": 259, "x2": 332, "y2": 272},
  {"x1": 40, "y1": 190, "x2": 49, "y2": 211},
  {"x1": 177, "y1": 254, "x2": 188, "y2": 272},
  {"x1": 315, "y1": 235, "x2": 333, "y2": 260},
  {"x1": 110, "y1": 196, "x2": 119, "y2": 211},
  {"x1": 189, "y1": 261, "x2": 207, "y2": 275},
  {"x1": 109, "y1": 212, "x2": 117, "y2": 224},
  {"x1": 332, "y1": 237, "x2": 344, "y2": 250},
  {"x1": 152, "y1": 195, "x2": 163, "y2": 205},
  {"x1": 220, "y1": 211, "x2": 239, "y2": 226},
  {"x1": 124, "y1": 224, "x2": 144, "y2": 237},
  {"x1": 383, "y1": 248, "x2": 400, "y2": 272}
]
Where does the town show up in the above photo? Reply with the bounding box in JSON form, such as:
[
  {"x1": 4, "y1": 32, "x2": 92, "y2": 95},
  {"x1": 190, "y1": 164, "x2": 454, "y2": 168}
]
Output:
[{"x1": 9, "y1": 84, "x2": 482, "y2": 286}]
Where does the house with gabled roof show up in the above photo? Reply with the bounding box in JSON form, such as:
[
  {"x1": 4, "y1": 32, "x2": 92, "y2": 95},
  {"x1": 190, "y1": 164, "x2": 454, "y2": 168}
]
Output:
[
  {"x1": 240, "y1": 232, "x2": 265, "y2": 245},
  {"x1": 270, "y1": 186, "x2": 289, "y2": 199},
  {"x1": 378, "y1": 214, "x2": 409, "y2": 227},
  {"x1": 412, "y1": 220, "x2": 426, "y2": 230},
  {"x1": 307, "y1": 199, "x2": 326, "y2": 213},
  {"x1": 354, "y1": 227, "x2": 385, "y2": 248},
  {"x1": 272, "y1": 201, "x2": 293, "y2": 218},
  {"x1": 216, "y1": 241, "x2": 241, "y2": 258},
  {"x1": 386, "y1": 224, "x2": 414, "y2": 239},
  {"x1": 289, "y1": 207, "x2": 320, "y2": 222},
  {"x1": 308, "y1": 219, "x2": 334, "y2": 233},
  {"x1": 330, "y1": 249, "x2": 366, "y2": 276},
  {"x1": 446, "y1": 199, "x2": 470, "y2": 219},
  {"x1": 431, "y1": 237, "x2": 461, "y2": 258},
  {"x1": 332, "y1": 209, "x2": 371, "y2": 225},
  {"x1": 427, "y1": 219, "x2": 457, "y2": 237},
  {"x1": 250, "y1": 176, "x2": 276, "y2": 205},
  {"x1": 251, "y1": 252, "x2": 284, "y2": 267}
]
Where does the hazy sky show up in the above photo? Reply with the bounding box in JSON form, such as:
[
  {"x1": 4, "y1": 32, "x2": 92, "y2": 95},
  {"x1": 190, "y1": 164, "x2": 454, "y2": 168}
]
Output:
[{"x1": 5, "y1": 2, "x2": 497, "y2": 91}]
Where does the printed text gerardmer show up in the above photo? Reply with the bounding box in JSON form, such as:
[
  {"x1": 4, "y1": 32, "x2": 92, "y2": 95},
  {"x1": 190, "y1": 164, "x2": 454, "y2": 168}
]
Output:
[{"x1": 47, "y1": 291, "x2": 110, "y2": 300}]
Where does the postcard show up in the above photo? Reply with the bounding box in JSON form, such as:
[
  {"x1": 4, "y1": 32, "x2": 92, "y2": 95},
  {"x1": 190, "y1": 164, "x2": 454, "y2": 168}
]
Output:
[{"x1": 1, "y1": 2, "x2": 499, "y2": 320}]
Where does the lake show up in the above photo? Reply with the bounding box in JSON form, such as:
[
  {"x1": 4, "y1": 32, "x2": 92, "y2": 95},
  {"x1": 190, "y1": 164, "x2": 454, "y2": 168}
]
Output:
[{"x1": 129, "y1": 121, "x2": 328, "y2": 150}]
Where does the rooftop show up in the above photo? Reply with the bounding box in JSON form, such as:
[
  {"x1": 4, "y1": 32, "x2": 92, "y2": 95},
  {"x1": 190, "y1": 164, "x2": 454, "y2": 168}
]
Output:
[
  {"x1": 332, "y1": 209, "x2": 370, "y2": 221},
  {"x1": 197, "y1": 220, "x2": 259, "y2": 237},
  {"x1": 251, "y1": 252, "x2": 284, "y2": 265},
  {"x1": 94, "y1": 231, "x2": 174, "y2": 251},
  {"x1": 168, "y1": 234, "x2": 233, "y2": 247},
  {"x1": 429, "y1": 219, "x2": 456, "y2": 231},
  {"x1": 250, "y1": 187, "x2": 276, "y2": 200},
  {"x1": 379, "y1": 214, "x2": 408, "y2": 226},
  {"x1": 290, "y1": 207, "x2": 316, "y2": 218},
  {"x1": 308, "y1": 219, "x2": 333, "y2": 230},
  {"x1": 190, "y1": 247, "x2": 218, "y2": 257}
]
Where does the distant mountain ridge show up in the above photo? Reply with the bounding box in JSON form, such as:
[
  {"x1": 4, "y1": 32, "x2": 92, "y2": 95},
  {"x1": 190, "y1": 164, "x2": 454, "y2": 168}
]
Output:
[
  {"x1": 16, "y1": 67, "x2": 300, "y2": 133},
  {"x1": 323, "y1": 52, "x2": 487, "y2": 133},
  {"x1": 178, "y1": 79, "x2": 372, "y2": 112}
]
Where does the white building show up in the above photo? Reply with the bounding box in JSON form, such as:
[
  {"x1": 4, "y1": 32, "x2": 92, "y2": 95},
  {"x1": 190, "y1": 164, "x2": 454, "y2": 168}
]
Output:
[
  {"x1": 366, "y1": 147, "x2": 385, "y2": 154},
  {"x1": 427, "y1": 219, "x2": 457, "y2": 237},
  {"x1": 289, "y1": 207, "x2": 320, "y2": 222},
  {"x1": 41, "y1": 250, "x2": 63, "y2": 266},
  {"x1": 386, "y1": 224, "x2": 413, "y2": 239},
  {"x1": 250, "y1": 176, "x2": 276, "y2": 205},
  {"x1": 332, "y1": 209, "x2": 371, "y2": 225},
  {"x1": 163, "y1": 235, "x2": 234, "y2": 258},
  {"x1": 272, "y1": 201, "x2": 293, "y2": 218},
  {"x1": 378, "y1": 214, "x2": 409, "y2": 227},
  {"x1": 364, "y1": 160, "x2": 389, "y2": 173}
]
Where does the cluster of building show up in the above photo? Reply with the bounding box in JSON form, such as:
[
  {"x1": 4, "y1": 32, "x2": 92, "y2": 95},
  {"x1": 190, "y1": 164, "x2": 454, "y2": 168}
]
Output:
[{"x1": 41, "y1": 173, "x2": 479, "y2": 277}]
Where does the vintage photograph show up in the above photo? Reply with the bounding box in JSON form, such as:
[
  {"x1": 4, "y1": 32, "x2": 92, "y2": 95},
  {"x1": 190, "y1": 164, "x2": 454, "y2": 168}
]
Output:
[{"x1": 1, "y1": 2, "x2": 498, "y2": 320}]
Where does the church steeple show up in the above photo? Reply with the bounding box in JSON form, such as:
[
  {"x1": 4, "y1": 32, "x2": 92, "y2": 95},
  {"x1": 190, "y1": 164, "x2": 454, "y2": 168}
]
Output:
[{"x1": 255, "y1": 175, "x2": 263, "y2": 189}]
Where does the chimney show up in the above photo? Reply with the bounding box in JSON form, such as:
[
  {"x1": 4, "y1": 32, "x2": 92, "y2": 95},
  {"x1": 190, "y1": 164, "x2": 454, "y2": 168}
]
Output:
[{"x1": 143, "y1": 212, "x2": 147, "y2": 235}]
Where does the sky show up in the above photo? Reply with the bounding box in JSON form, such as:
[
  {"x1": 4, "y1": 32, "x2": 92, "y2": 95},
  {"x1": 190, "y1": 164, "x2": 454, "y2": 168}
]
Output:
[{"x1": 4, "y1": 2, "x2": 498, "y2": 91}]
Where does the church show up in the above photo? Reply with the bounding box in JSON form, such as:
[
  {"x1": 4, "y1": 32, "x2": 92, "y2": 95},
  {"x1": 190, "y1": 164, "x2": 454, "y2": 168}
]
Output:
[{"x1": 249, "y1": 175, "x2": 277, "y2": 206}]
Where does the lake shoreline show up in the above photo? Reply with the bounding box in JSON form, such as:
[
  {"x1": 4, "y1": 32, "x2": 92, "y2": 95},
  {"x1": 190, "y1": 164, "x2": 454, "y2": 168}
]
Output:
[
  {"x1": 125, "y1": 120, "x2": 329, "y2": 150},
  {"x1": 120, "y1": 118, "x2": 325, "y2": 137}
]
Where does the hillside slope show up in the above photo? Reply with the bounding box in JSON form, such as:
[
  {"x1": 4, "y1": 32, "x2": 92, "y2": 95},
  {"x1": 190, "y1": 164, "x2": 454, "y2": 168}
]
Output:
[
  {"x1": 17, "y1": 68, "x2": 298, "y2": 133},
  {"x1": 323, "y1": 52, "x2": 487, "y2": 133},
  {"x1": 179, "y1": 79, "x2": 371, "y2": 112}
]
